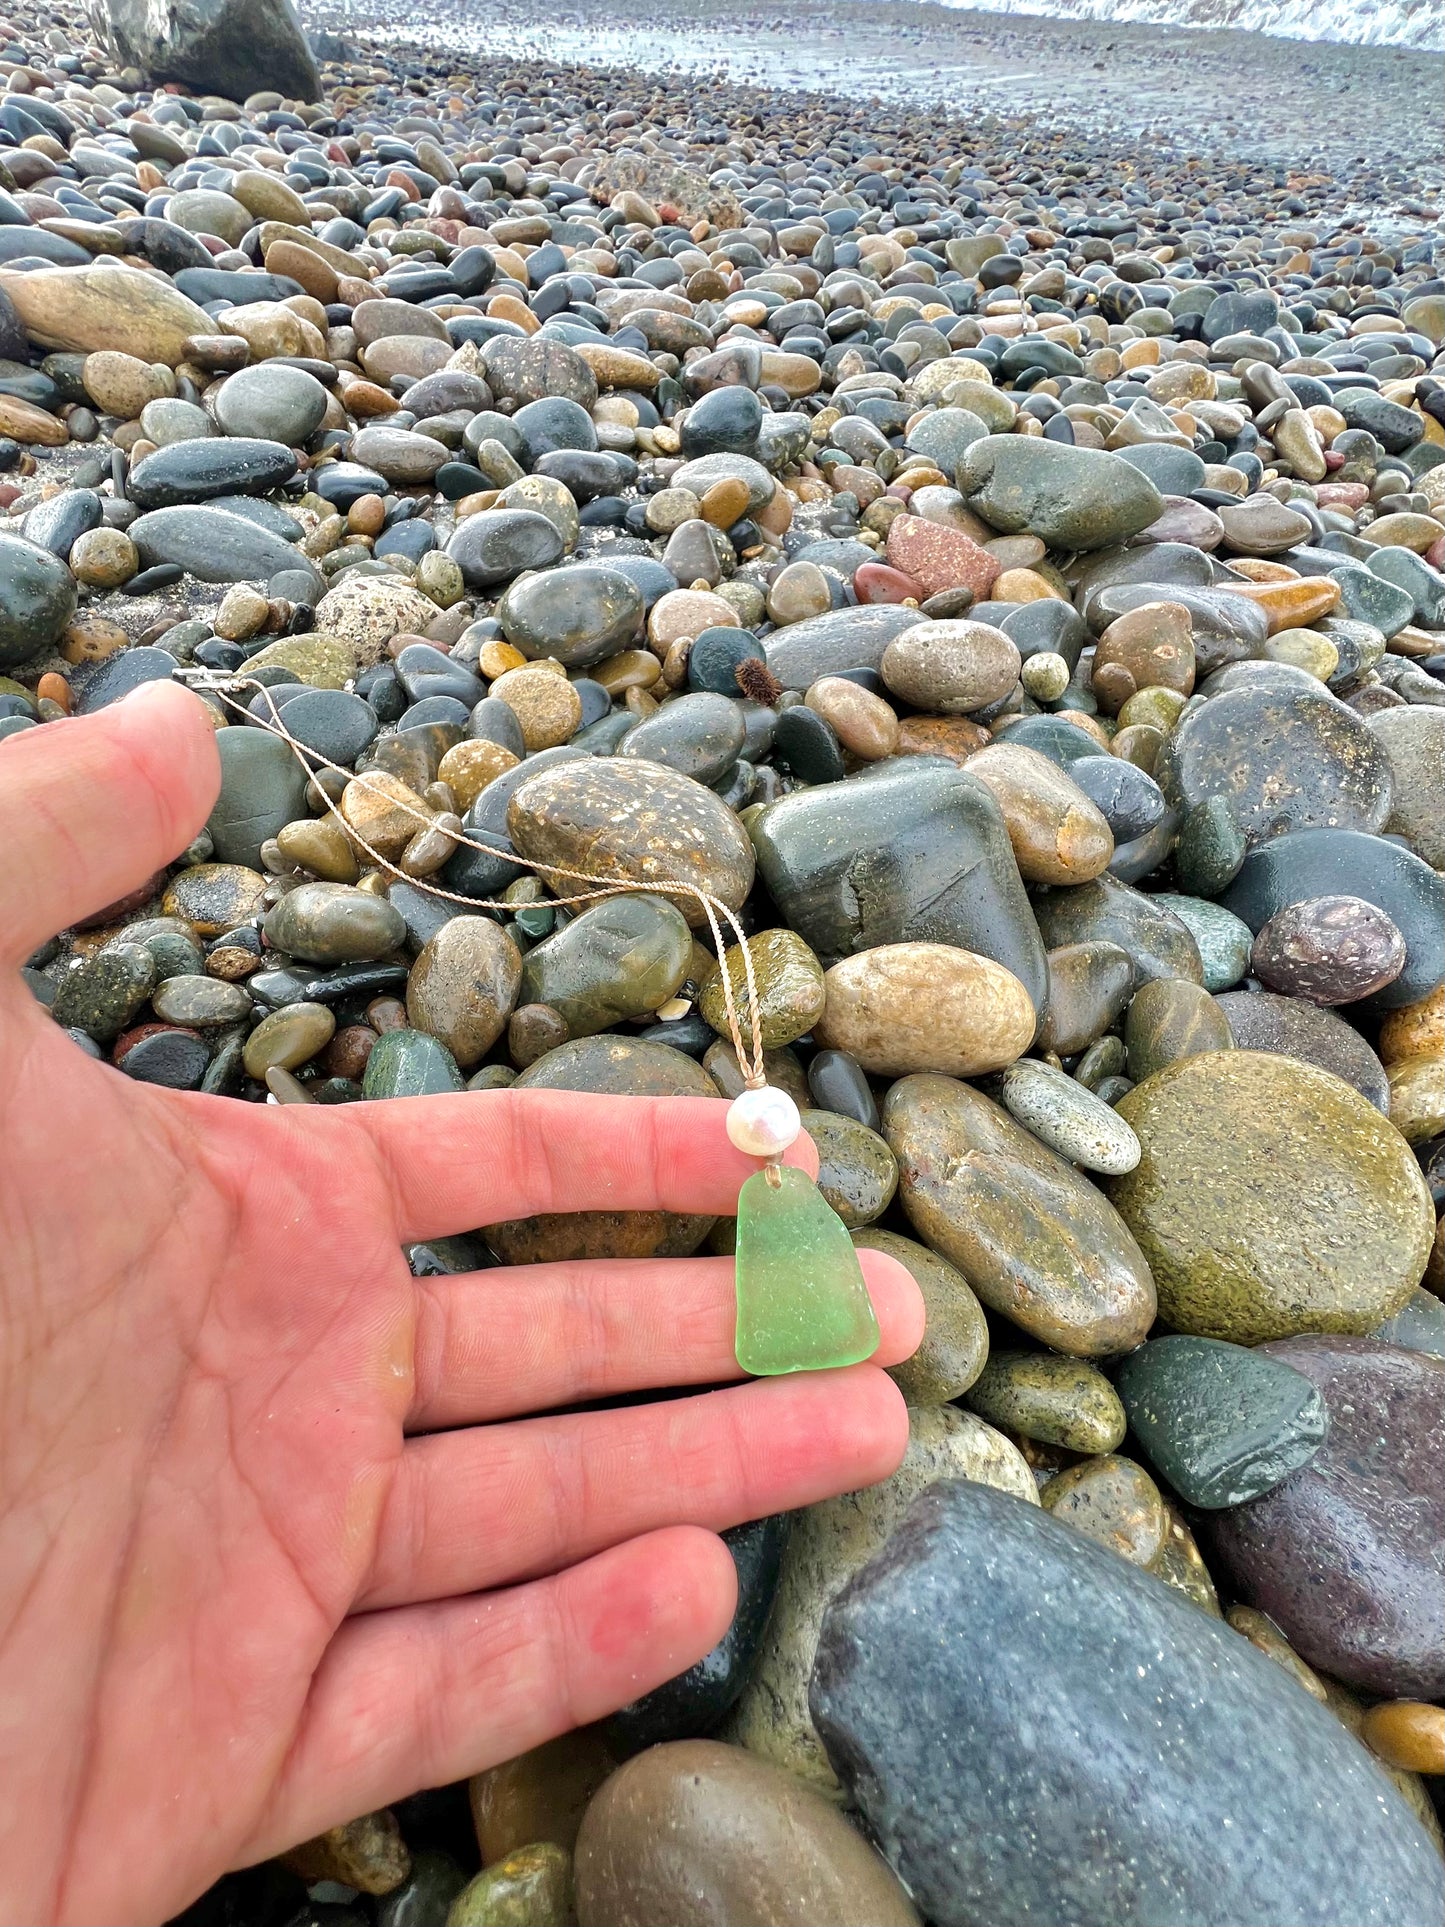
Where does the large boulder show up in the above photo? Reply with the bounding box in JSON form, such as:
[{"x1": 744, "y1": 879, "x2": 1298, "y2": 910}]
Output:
[{"x1": 86, "y1": 0, "x2": 320, "y2": 102}]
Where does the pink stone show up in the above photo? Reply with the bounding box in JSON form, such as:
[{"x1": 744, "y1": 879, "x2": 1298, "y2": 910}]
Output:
[
  {"x1": 885, "y1": 515, "x2": 1001, "y2": 601},
  {"x1": 855, "y1": 561, "x2": 923, "y2": 605}
]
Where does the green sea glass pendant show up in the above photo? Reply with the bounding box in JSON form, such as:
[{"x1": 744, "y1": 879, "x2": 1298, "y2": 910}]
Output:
[{"x1": 734, "y1": 1164, "x2": 882, "y2": 1375}]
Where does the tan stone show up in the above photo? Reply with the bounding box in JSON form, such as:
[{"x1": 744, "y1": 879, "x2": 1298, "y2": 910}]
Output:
[
  {"x1": 814, "y1": 941, "x2": 1035, "y2": 1077},
  {"x1": 340, "y1": 771, "x2": 431, "y2": 860},
  {"x1": 82, "y1": 350, "x2": 174, "y2": 419},
  {"x1": 0, "y1": 264, "x2": 211, "y2": 365},
  {"x1": 963, "y1": 740, "x2": 1115, "y2": 884},
  {"x1": 435, "y1": 738, "x2": 520, "y2": 810}
]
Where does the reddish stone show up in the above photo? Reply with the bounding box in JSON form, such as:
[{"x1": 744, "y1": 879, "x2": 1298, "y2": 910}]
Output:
[
  {"x1": 1316, "y1": 483, "x2": 1370, "y2": 511},
  {"x1": 885, "y1": 515, "x2": 1001, "y2": 602},
  {"x1": 114, "y1": 1022, "x2": 199, "y2": 1065},
  {"x1": 854, "y1": 561, "x2": 923, "y2": 605},
  {"x1": 1426, "y1": 535, "x2": 1445, "y2": 573}
]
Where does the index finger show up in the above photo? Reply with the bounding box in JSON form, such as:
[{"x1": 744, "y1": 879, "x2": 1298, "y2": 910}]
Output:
[{"x1": 328, "y1": 1089, "x2": 821, "y2": 1243}]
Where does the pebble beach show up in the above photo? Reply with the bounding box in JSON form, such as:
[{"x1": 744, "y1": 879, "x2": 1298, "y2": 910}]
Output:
[{"x1": 0, "y1": 0, "x2": 1443, "y2": 1919}]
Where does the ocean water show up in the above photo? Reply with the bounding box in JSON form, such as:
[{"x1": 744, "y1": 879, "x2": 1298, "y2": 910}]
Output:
[{"x1": 927, "y1": 0, "x2": 1445, "y2": 49}]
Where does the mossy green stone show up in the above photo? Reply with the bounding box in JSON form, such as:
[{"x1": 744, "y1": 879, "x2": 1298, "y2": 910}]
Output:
[
  {"x1": 446, "y1": 1844, "x2": 572, "y2": 1927},
  {"x1": 1174, "y1": 794, "x2": 1247, "y2": 897},
  {"x1": 965, "y1": 1351, "x2": 1126, "y2": 1453},
  {"x1": 1124, "y1": 977, "x2": 1234, "y2": 1082},
  {"x1": 700, "y1": 928, "x2": 826, "y2": 1050},
  {"x1": 1151, "y1": 894, "x2": 1253, "y2": 993},
  {"x1": 245, "y1": 633, "x2": 357, "y2": 688},
  {"x1": 1115, "y1": 1334, "x2": 1328, "y2": 1508},
  {"x1": 363, "y1": 1027, "x2": 466, "y2": 1097},
  {"x1": 52, "y1": 944, "x2": 155, "y2": 1041},
  {"x1": 803, "y1": 1108, "x2": 898, "y2": 1228},
  {"x1": 518, "y1": 893, "x2": 691, "y2": 1037},
  {"x1": 206, "y1": 727, "x2": 311, "y2": 870},
  {"x1": 1109, "y1": 1051, "x2": 1435, "y2": 1343},
  {"x1": 735, "y1": 1165, "x2": 881, "y2": 1376}
]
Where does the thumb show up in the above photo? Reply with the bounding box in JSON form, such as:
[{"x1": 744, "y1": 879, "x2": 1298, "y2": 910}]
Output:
[{"x1": 0, "y1": 679, "x2": 221, "y2": 966}]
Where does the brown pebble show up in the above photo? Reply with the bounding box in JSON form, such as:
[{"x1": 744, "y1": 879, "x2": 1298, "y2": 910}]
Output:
[
  {"x1": 509, "y1": 1001, "x2": 570, "y2": 1068},
  {"x1": 1251, "y1": 895, "x2": 1407, "y2": 1006},
  {"x1": 321, "y1": 1025, "x2": 378, "y2": 1082},
  {"x1": 1360, "y1": 1701, "x2": 1445, "y2": 1775},
  {"x1": 366, "y1": 996, "x2": 409, "y2": 1033}
]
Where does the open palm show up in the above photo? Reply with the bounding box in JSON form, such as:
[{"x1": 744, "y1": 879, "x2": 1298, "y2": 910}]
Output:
[{"x1": 0, "y1": 681, "x2": 921, "y2": 1926}]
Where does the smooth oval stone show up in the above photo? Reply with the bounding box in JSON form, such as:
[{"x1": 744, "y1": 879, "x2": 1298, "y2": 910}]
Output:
[
  {"x1": 1124, "y1": 978, "x2": 1235, "y2": 1082},
  {"x1": 52, "y1": 945, "x2": 155, "y2": 1041},
  {"x1": 162, "y1": 863, "x2": 268, "y2": 936},
  {"x1": 995, "y1": 1058, "x2": 1141, "y2": 1174},
  {"x1": 519, "y1": 893, "x2": 691, "y2": 1037},
  {"x1": 1117, "y1": 1334, "x2": 1329, "y2": 1509},
  {"x1": 1251, "y1": 894, "x2": 1406, "y2": 1005},
  {"x1": 489, "y1": 1037, "x2": 719, "y2": 1263},
  {"x1": 498, "y1": 563, "x2": 644, "y2": 668},
  {"x1": 406, "y1": 915, "x2": 521, "y2": 1069},
  {"x1": 1206, "y1": 1337, "x2": 1445, "y2": 1702},
  {"x1": 1110, "y1": 1051, "x2": 1434, "y2": 1343},
  {"x1": 699, "y1": 927, "x2": 825, "y2": 1051},
  {"x1": 1037, "y1": 940, "x2": 1134, "y2": 1055},
  {"x1": 1368, "y1": 705, "x2": 1445, "y2": 868},
  {"x1": 808, "y1": 1047, "x2": 878, "y2": 1130},
  {"x1": 574, "y1": 1740, "x2": 919, "y2": 1927},
  {"x1": 263, "y1": 882, "x2": 406, "y2": 965},
  {"x1": 1033, "y1": 873, "x2": 1203, "y2": 988},
  {"x1": 884, "y1": 1074, "x2": 1155, "y2": 1357},
  {"x1": 206, "y1": 727, "x2": 310, "y2": 869},
  {"x1": 962, "y1": 742, "x2": 1114, "y2": 885},
  {"x1": 242, "y1": 1000, "x2": 335, "y2": 1078},
  {"x1": 446, "y1": 508, "x2": 565, "y2": 588},
  {"x1": 0, "y1": 529, "x2": 77, "y2": 667},
  {"x1": 1220, "y1": 827, "x2": 1445, "y2": 1012},
  {"x1": 802, "y1": 1108, "x2": 898, "y2": 1229},
  {"x1": 810, "y1": 1479, "x2": 1445, "y2": 1927},
  {"x1": 1040, "y1": 1452, "x2": 1169, "y2": 1568},
  {"x1": 815, "y1": 942, "x2": 1034, "y2": 1079},
  {"x1": 880, "y1": 620, "x2": 1021, "y2": 715},
  {"x1": 763, "y1": 604, "x2": 920, "y2": 688},
  {"x1": 726, "y1": 1404, "x2": 1036, "y2": 1791},
  {"x1": 1175, "y1": 793, "x2": 1248, "y2": 897},
  {"x1": 1149, "y1": 893, "x2": 1253, "y2": 992},
  {"x1": 621, "y1": 691, "x2": 746, "y2": 784},
  {"x1": 363, "y1": 1027, "x2": 465, "y2": 1097},
  {"x1": 1161, "y1": 684, "x2": 1394, "y2": 847},
  {"x1": 150, "y1": 974, "x2": 252, "y2": 1027},
  {"x1": 129, "y1": 504, "x2": 316, "y2": 585},
  {"x1": 277, "y1": 688, "x2": 379, "y2": 769},
  {"x1": 508, "y1": 759, "x2": 754, "y2": 928},
  {"x1": 751, "y1": 761, "x2": 1046, "y2": 1010},
  {"x1": 126, "y1": 436, "x2": 298, "y2": 510},
  {"x1": 966, "y1": 1351, "x2": 1126, "y2": 1453},
  {"x1": 608, "y1": 1515, "x2": 790, "y2": 1751},
  {"x1": 214, "y1": 362, "x2": 328, "y2": 444},
  {"x1": 850, "y1": 1226, "x2": 987, "y2": 1407},
  {"x1": 958, "y1": 434, "x2": 1164, "y2": 550},
  {"x1": 1067, "y1": 754, "x2": 1166, "y2": 843},
  {"x1": 117, "y1": 1027, "x2": 211, "y2": 1090},
  {"x1": 1214, "y1": 988, "x2": 1390, "y2": 1112}
]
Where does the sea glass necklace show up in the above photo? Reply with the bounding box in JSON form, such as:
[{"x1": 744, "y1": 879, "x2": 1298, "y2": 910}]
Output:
[{"x1": 202, "y1": 674, "x2": 881, "y2": 1377}]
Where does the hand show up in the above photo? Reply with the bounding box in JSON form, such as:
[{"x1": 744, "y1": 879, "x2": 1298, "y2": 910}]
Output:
[{"x1": 0, "y1": 681, "x2": 922, "y2": 1927}]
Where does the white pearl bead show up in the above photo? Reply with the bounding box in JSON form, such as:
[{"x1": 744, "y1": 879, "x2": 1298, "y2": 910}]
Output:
[{"x1": 726, "y1": 1085, "x2": 802, "y2": 1159}]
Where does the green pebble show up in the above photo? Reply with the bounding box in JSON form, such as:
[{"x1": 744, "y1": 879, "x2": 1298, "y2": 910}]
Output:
[
  {"x1": 446, "y1": 1844, "x2": 572, "y2": 1927},
  {"x1": 804, "y1": 1107, "x2": 898, "y2": 1228},
  {"x1": 1151, "y1": 893, "x2": 1254, "y2": 993},
  {"x1": 52, "y1": 945, "x2": 155, "y2": 1041},
  {"x1": 965, "y1": 1350, "x2": 1126, "y2": 1453},
  {"x1": 363, "y1": 1026, "x2": 466, "y2": 1097}
]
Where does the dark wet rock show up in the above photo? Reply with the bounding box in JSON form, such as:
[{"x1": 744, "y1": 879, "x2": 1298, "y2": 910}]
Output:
[
  {"x1": 518, "y1": 893, "x2": 691, "y2": 1037},
  {"x1": 126, "y1": 438, "x2": 299, "y2": 512},
  {"x1": 958, "y1": 436, "x2": 1164, "y2": 550},
  {"x1": 206, "y1": 727, "x2": 309, "y2": 869},
  {"x1": 263, "y1": 882, "x2": 407, "y2": 966},
  {"x1": 90, "y1": 0, "x2": 320, "y2": 99},
  {"x1": 621, "y1": 691, "x2": 746, "y2": 784},
  {"x1": 1206, "y1": 1338, "x2": 1445, "y2": 1702},
  {"x1": 810, "y1": 1479, "x2": 1445, "y2": 1927},
  {"x1": 1033, "y1": 873, "x2": 1203, "y2": 988},
  {"x1": 763, "y1": 605, "x2": 920, "y2": 688},
  {"x1": 750, "y1": 760, "x2": 1046, "y2": 1011},
  {"x1": 1117, "y1": 1334, "x2": 1329, "y2": 1508},
  {"x1": 497, "y1": 563, "x2": 643, "y2": 668},
  {"x1": 1214, "y1": 988, "x2": 1390, "y2": 1110},
  {"x1": 129, "y1": 505, "x2": 317, "y2": 587},
  {"x1": 0, "y1": 531, "x2": 76, "y2": 668}
]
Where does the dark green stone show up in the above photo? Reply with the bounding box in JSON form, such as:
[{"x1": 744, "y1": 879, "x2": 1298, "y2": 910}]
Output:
[
  {"x1": 264, "y1": 882, "x2": 407, "y2": 965},
  {"x1": 803, "y1": 1108, "x2": 898, "y2": 1229},
  {"x1": 52, "y1": 944, "x2": 155, "y2": 1041},
  {"x1": 362, "y1": 1027, "x2": 465, "y2": 1098},
  {"x1": 1116, "y1": 1334, "x2": 1329, "y2": 1508},
  {"x1": 497, "y1": 562, "x2": 644, "y2": 667},
  {"x1": 1033, "y1": 874, "x2": 1203, "y2": 989},
  {"x1": 206, "y1": 728, "x2": 311, "y2": 870},
  {"x1": 1174, "y1": 796, "x2": 1246, "y2": 898},
  {"x1": 0, "y1": 530, "x2": 77, "y2": 668},
  {"x1": 518, "y1": 893, "x2": 692, "y2": 1037}
]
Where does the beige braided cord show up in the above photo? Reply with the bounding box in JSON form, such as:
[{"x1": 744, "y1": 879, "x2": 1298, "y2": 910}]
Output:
[{"x1": 198, "y1": 676, "x2": 771, "y2": 1092}]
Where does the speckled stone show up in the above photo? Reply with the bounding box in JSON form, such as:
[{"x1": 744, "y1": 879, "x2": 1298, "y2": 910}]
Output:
[
  {"x1": 1214, "y1": 988, "x2": 1390, "y2": 1111},
  {"x1": 699, "y1": 928, "x2": 825, "y2": 1050},
  {"x1": 161, "y1": 863, "x2": 269, "y2": 937},
  {"x1": 52, "y1": 945, "x2": 155, "y2": 1041},
  {"x1": 994, "y1": 1059, "x2": 1141, "y2": 1174},
  {"x1": 508, "y1": 759, "x2": 754, "y2": 928},
  {"x1": 1206, "y1": 1337, "x2": 1445, "y2": 1702},
  {"x1": 809, "y1": 1479, "x2": 1445, "y2": 1927},
  {"x1": 814, "y1": 942, "x2": 1035, "y2": 1079},
  {"x1": 884, "y1": 1074, "x2": 1156, "y2": 1357},
  {"x1": 1110, "y1": 1052, "x2": 1434, "y2": 1343},
  {"x1": 725, "y1": 1405, "x2": 1036, "y2": 1793},
  {"x1": 1039, "y1": 1453, "x2": 1169, "y2": 1569},
  {"x1": 406, "y1": 915, "x2": 522, "y2": 1069},
  {"x1": 965, "y1": 1352, "x2": 1126, "y2": 1454},
  {"x1": 802, "y1": 1108, "x2": 898, "y2": 1228},
  {"x1": 362, "y1": 1027, "x2": 466, "y2": 1097}
]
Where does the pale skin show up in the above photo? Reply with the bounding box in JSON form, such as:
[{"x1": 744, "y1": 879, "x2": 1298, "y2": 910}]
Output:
[{"x1": 0, "y1": 679, "x2": 924, "y2": 1925}]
